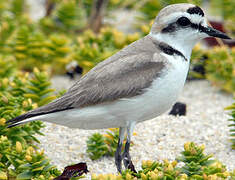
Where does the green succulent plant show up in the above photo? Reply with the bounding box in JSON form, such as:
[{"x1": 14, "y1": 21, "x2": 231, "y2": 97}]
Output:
[
  {"x1": 86, "y1": 133, "x2": 109, "y2": 160},
  {"x1": 205, "y1": 46, "x2": 235, "y2": 93},
  {"x1": 210, "y1": 0, "x2": 235, "y2": 37},
  {"x1": 0, "y1": 68, "x2": 64, "y2": 179},
  {"x1": 40, "y1": 0, "x2": 87, "y2": 34},
  {"x1": 24, "y1": 68, "x2": 57, "y2": 107},
  {"x1": 0, "y1": 56, "x2": 16, "y2": 78},
  {"x1": 86, "y1": 129, "x2": 118, "y2": 160},
  {"x1": 10, "y1": 0, "x2": 26, "y2": 18},
  {"x1": 188, "y1": 44, "x2": 209, "y2": 80},
  {"x1": 0, "y1": 13, "x2": 17, "y2": 48},
  {"x1": 137, "y1": 0, "x2": 202, "y2": 22},
  {"x1": 86, "y1": 128, "x2": 131, "y2": 160},
  {"x1": 225, "y1": 100, "x2": 235, "y2": 149},
  {"x1": 0, "y1": 136, "x2": 61, "y2": 179}
]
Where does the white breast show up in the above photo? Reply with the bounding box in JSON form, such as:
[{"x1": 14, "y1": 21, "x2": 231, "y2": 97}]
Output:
[{"x1": 133, "y1": 53, "x2": 189, "y2": 121}]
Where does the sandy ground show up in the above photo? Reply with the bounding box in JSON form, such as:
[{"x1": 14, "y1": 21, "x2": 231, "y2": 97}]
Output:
[{"x1": 36, "y1": 79, "x2": 234, "y2": 179}]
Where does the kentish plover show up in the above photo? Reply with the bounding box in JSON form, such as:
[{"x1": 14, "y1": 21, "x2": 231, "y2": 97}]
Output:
[{"x1": 7, "y1": 3, "x2": 231, "y2": 173}]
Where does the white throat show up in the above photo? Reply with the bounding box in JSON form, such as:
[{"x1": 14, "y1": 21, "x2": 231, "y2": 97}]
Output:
[{"x1": 150, "y1": 32, "x2": 197, "y2": 60}]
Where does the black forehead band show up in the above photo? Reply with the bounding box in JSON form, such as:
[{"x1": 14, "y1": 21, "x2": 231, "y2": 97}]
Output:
[{"x1": 187, "y1": 6, "x2": 204, "y2": 16}]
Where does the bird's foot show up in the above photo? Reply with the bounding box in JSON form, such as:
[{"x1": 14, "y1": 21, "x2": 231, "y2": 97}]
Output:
[{"x1": 122, "y1": 152, "x2": 137, "y2": 173}]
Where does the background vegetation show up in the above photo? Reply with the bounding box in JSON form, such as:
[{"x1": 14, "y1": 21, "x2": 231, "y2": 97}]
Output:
[{"x1": 0, "y1": 0, "x2": 234, "y2": 179}]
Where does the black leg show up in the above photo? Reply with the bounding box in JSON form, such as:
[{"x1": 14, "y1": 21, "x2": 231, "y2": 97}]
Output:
[
  {"x1": 115, "y1": 138, "x2": 123, "y2": 173},
  {"x1": 122, "y1": 123, "x2": 137, "y2": 173},
  {"x1": 115, "y1": 127, "x2": 126, "y2": 173},
  {"x1": 122, "y1": 140, "x2": 137, "y2": 173}
]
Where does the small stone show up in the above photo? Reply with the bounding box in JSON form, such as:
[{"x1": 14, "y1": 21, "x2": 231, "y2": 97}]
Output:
[{"x1": 169, "y1": 102, "x2": 186, "y2": 116}]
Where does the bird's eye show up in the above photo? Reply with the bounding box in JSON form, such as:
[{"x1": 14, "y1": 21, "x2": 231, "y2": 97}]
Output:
[{"x1": 177, "y1": 17, "x2": 191, "y2": 26}]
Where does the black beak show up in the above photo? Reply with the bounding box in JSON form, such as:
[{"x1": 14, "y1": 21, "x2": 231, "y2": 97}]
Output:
[{"x1": 200, "y1": 26, "x2": 231, "y2": 39}]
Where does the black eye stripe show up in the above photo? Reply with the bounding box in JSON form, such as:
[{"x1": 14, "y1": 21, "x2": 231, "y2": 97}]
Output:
[
  {"x1": 161, "y1": 18, "x2": 202, "y2": 33},
  {"x1": 162, "y1": 23, "x2": 177, "y2": 33}
]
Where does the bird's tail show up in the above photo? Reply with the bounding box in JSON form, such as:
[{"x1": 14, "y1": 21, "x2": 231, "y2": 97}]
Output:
[
  {"x1": 6, "y1": 96, "x2": 73, "y2": 128},
  {"x1": 7, "y1": 112, "x2": 44, "y2": 128},
  {"x1": 6, "y1": 108, "x2": 69, "y2": 128}
]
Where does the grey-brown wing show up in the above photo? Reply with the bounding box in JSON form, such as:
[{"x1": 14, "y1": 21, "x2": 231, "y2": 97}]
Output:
[{"x1": 66, "y1": 53, "x2": 165, "y2": 108}]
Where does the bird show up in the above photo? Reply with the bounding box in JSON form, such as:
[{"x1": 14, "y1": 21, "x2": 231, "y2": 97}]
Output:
[{"x1": 7, "y1": 3, "x2": 231, "y2": 173}]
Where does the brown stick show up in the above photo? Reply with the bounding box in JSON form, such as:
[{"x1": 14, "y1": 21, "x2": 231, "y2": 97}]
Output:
[
  {"x1": 88, "y1": 0, "x2": 109, "y2": 33},
  {"x1": 45, "y1": 0, "x2": 55, "y2": 17}
]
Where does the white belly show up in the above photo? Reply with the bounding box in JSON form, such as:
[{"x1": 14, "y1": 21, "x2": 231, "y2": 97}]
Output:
[{"x1": 39, "y1": 55, "x2": 189, "y2": 129}]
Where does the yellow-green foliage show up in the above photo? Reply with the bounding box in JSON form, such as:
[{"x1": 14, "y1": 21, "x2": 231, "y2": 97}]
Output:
[
  {"x1": 0, "y1": 0, "x2": 25, "y2": 18},
  {"x1": 0, "y1": 13, "x2": 16, "y2": 46},
  {"x1": 0, "y1": 137, "x2": 61, "y2": 179},
  {"x1": 91, "y1": 142, "x2": 234, "y2": 180},
  {"x1": 87, "y1": 128, "x2": 134, "y2": 160},
  {"x1": 74, "y1": 27, "x2": 140, "y2": 73},
  {"x1": 188, "y1": 45, "x2": 235, "y2": 93},
  {"x1": 44, "y1": 34, "x2": 72, "y2": 74},
  {"x1": 0, "y1": 56, "x2": 16, "y2": 78},
  {"x1": 188, "y1": 44, "x2": 208, "y2": 80},
  {"x1": 0, "y1": 68, "x2": 63, "y2": 179},
  {"x1": 40, "y1": 0, "x2": 87, "y2": 33},
  {"x1": 3, "y1": 23, "x2": 139, "y2": 76},
  {"x1": 24, "y1": 68, "x2": 57, "y2": 107},
  {"x1": 137, "y1": 0, "x2": 202, "y2": 22},
  {"x1": 12, "y1": 25, "x2": 34, "y2": 66},
  {"x1": 3, "y1": 24, "x2": 72, "y2": 74},
  {"x1": 87, "y1": 128, "x2": 120, "y2": 160},
  {"x1": 231, "y1": 169, "x2": 235, "y2": 179},
  {"x1": 10, "y1": 0, "x2": 26, "y2": 17},
  {"x1": 103, "y1": 128, "x2": 123, "y2": 157},
  {"x1": 0, "y1": 1, "x2": 73, "y2": 75},
  {"x1": 55, "y1": 0, "x2": 86, "y2": 31},
  {"x1": 2, "y1": 7, "x2": 142, "y2": 76},
  {"x1": 79, "y1": 0, "x2": 138, "y2": 18},
  {"x1": 205, "y1": 46, "x2": 235, "y2": 93},
  {"x1": 40, "y1": 0, "x2": 138, "y2": 34},
  {"x1": 226, "y1": 100, "x2": 235, "y2": 149},
  {"x1": 210, "y1": 0, "x2": 235, "y2": 36},
  {"x1": 86, "y1": 133, "x2": 109, "y2": 160}
]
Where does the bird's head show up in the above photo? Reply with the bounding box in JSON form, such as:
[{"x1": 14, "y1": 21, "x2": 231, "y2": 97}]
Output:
[{"x1": 150, "y1": 3, "x2": 231, "y2": 59}]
